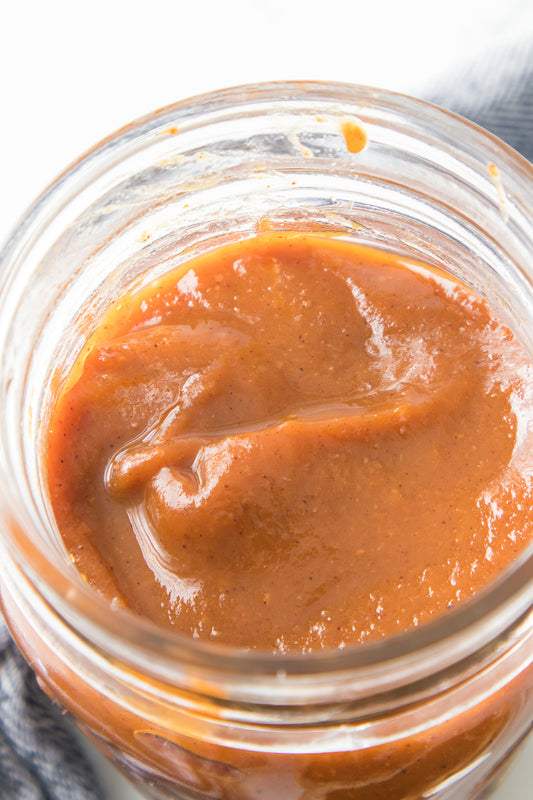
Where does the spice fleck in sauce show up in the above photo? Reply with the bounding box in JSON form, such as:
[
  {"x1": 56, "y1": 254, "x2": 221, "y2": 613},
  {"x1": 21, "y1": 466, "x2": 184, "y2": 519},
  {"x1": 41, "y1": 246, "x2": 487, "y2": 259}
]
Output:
[{"x1": 47, "y1": 233, "x2": 533, "y2": 652}]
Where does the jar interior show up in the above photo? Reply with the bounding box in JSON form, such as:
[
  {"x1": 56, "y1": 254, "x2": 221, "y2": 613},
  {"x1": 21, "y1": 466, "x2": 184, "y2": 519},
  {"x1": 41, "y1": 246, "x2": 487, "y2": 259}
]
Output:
[{"x1": 1, "y1": 84, "x2": 533, "y2": 686}]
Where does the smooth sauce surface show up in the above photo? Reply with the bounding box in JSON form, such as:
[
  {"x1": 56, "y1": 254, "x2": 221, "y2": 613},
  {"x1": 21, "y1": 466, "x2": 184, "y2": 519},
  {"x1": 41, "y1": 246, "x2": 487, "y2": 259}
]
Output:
[{"x1": 47, "y1": 233, "x2": 533, "y2": 651}]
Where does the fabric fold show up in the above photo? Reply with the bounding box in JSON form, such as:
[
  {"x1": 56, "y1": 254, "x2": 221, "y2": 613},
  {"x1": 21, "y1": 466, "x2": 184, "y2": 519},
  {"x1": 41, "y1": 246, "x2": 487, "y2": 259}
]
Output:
[
  {"x1": 425, "y1": 38, "x2": 533, "y2": 162},
  {"x1": 0, "y1": 623, "x2": 103, "y2": 799}
]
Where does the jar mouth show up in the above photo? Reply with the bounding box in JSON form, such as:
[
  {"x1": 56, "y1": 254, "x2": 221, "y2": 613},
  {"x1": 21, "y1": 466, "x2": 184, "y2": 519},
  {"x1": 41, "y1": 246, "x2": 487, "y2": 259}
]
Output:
[{"x1": 1, "y1": 80, "x2": 533, "y2": 700}]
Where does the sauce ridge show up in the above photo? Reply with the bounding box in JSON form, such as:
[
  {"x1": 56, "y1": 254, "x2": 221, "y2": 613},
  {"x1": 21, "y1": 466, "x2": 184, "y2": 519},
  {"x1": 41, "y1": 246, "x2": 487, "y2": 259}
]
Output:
[{"x1": 47, "y1": 233, "x2": 533, "y2": 652}]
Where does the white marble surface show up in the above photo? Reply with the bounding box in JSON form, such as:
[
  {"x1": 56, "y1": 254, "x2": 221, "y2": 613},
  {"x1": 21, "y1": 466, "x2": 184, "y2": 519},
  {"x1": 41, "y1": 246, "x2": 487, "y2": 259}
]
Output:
[
  {"x1": 2, "y1": 0, "x2": 533, "y2": 244},
  {"x1": 3, "y1": 1, "x2": 533, "y2": 797}
]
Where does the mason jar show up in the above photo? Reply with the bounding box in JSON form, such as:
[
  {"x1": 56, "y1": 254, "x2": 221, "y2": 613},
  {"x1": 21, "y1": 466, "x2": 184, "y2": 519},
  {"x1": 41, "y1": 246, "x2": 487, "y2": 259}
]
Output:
[{"x1": 0, "y1": 81, "x2": 532, "y2": 800}]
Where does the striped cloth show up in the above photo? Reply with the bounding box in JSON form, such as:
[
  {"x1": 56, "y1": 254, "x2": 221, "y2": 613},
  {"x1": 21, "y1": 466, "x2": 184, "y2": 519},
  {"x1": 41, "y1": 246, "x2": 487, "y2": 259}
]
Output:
[
  {"x1": 0, "y1": 46, "x2": 532, "y2": 800},
  {"x1": 0, "y1": 622, "x2": 103, "y2": 799},
  {"x1": 425, "y1": 38, "x2": 533, "y2": 162}
]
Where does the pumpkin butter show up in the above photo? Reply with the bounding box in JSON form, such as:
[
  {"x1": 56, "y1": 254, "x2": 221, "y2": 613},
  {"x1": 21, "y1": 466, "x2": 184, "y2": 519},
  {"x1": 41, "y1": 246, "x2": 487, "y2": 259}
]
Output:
[{"x1": 47, "y1": 232, "x2": 533, "y2": 653}]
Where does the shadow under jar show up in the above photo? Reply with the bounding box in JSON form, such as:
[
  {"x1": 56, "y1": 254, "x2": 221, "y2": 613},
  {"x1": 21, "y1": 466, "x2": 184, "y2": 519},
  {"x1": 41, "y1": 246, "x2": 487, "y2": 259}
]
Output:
[{"x1": 0, "y1": 82, "x2": 532, "y2": 800}]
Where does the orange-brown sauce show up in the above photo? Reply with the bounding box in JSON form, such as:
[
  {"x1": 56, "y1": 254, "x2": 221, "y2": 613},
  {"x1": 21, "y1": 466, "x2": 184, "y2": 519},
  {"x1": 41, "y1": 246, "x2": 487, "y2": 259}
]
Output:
[
  {"x1": 47, "y1": 232, "x2": 533, "y2": 652},
  {"x1": 341, "y1": 119, "x2": 367, "y2": 153}
]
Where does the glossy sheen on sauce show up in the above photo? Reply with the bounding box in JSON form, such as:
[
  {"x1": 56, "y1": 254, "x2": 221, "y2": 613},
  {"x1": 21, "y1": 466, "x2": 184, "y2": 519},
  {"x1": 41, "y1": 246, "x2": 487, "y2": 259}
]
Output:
[{"x1": 47, "y1": 233, "x2": 533, "y2": 652}]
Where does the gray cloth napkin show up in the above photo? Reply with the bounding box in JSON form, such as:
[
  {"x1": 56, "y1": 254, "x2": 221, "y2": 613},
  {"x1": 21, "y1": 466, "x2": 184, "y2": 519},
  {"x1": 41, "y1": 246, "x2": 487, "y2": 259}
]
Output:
[
  {"x1": 0, "y1": 43, "x2": 532, "y2": 800},
  {"x1": 425, "y1": 38, "x2": 533, "y2": 162},
  {"x1": 0, "y1": 622, "x2": 103, "y2": 799}
]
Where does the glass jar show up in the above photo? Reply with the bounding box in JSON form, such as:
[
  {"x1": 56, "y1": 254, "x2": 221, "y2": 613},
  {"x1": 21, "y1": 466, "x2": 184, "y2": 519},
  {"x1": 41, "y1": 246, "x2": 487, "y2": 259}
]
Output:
[{"x1": 0, "y1": 82, "x2": 532, "y2": 800}]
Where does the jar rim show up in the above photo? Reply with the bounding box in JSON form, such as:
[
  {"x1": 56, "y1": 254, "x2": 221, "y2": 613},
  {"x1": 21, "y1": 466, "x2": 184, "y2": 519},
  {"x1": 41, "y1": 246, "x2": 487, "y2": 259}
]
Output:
[{"x1": 1, "y1": 80, "x2": 533, "y2": 700}]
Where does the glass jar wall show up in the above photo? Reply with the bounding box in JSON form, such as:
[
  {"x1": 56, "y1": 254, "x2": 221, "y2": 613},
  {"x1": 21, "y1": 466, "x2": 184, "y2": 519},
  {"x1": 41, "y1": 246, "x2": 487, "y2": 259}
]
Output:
[{"x1": 0, "y1": 82, "x2": 532, "y2": 799}]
